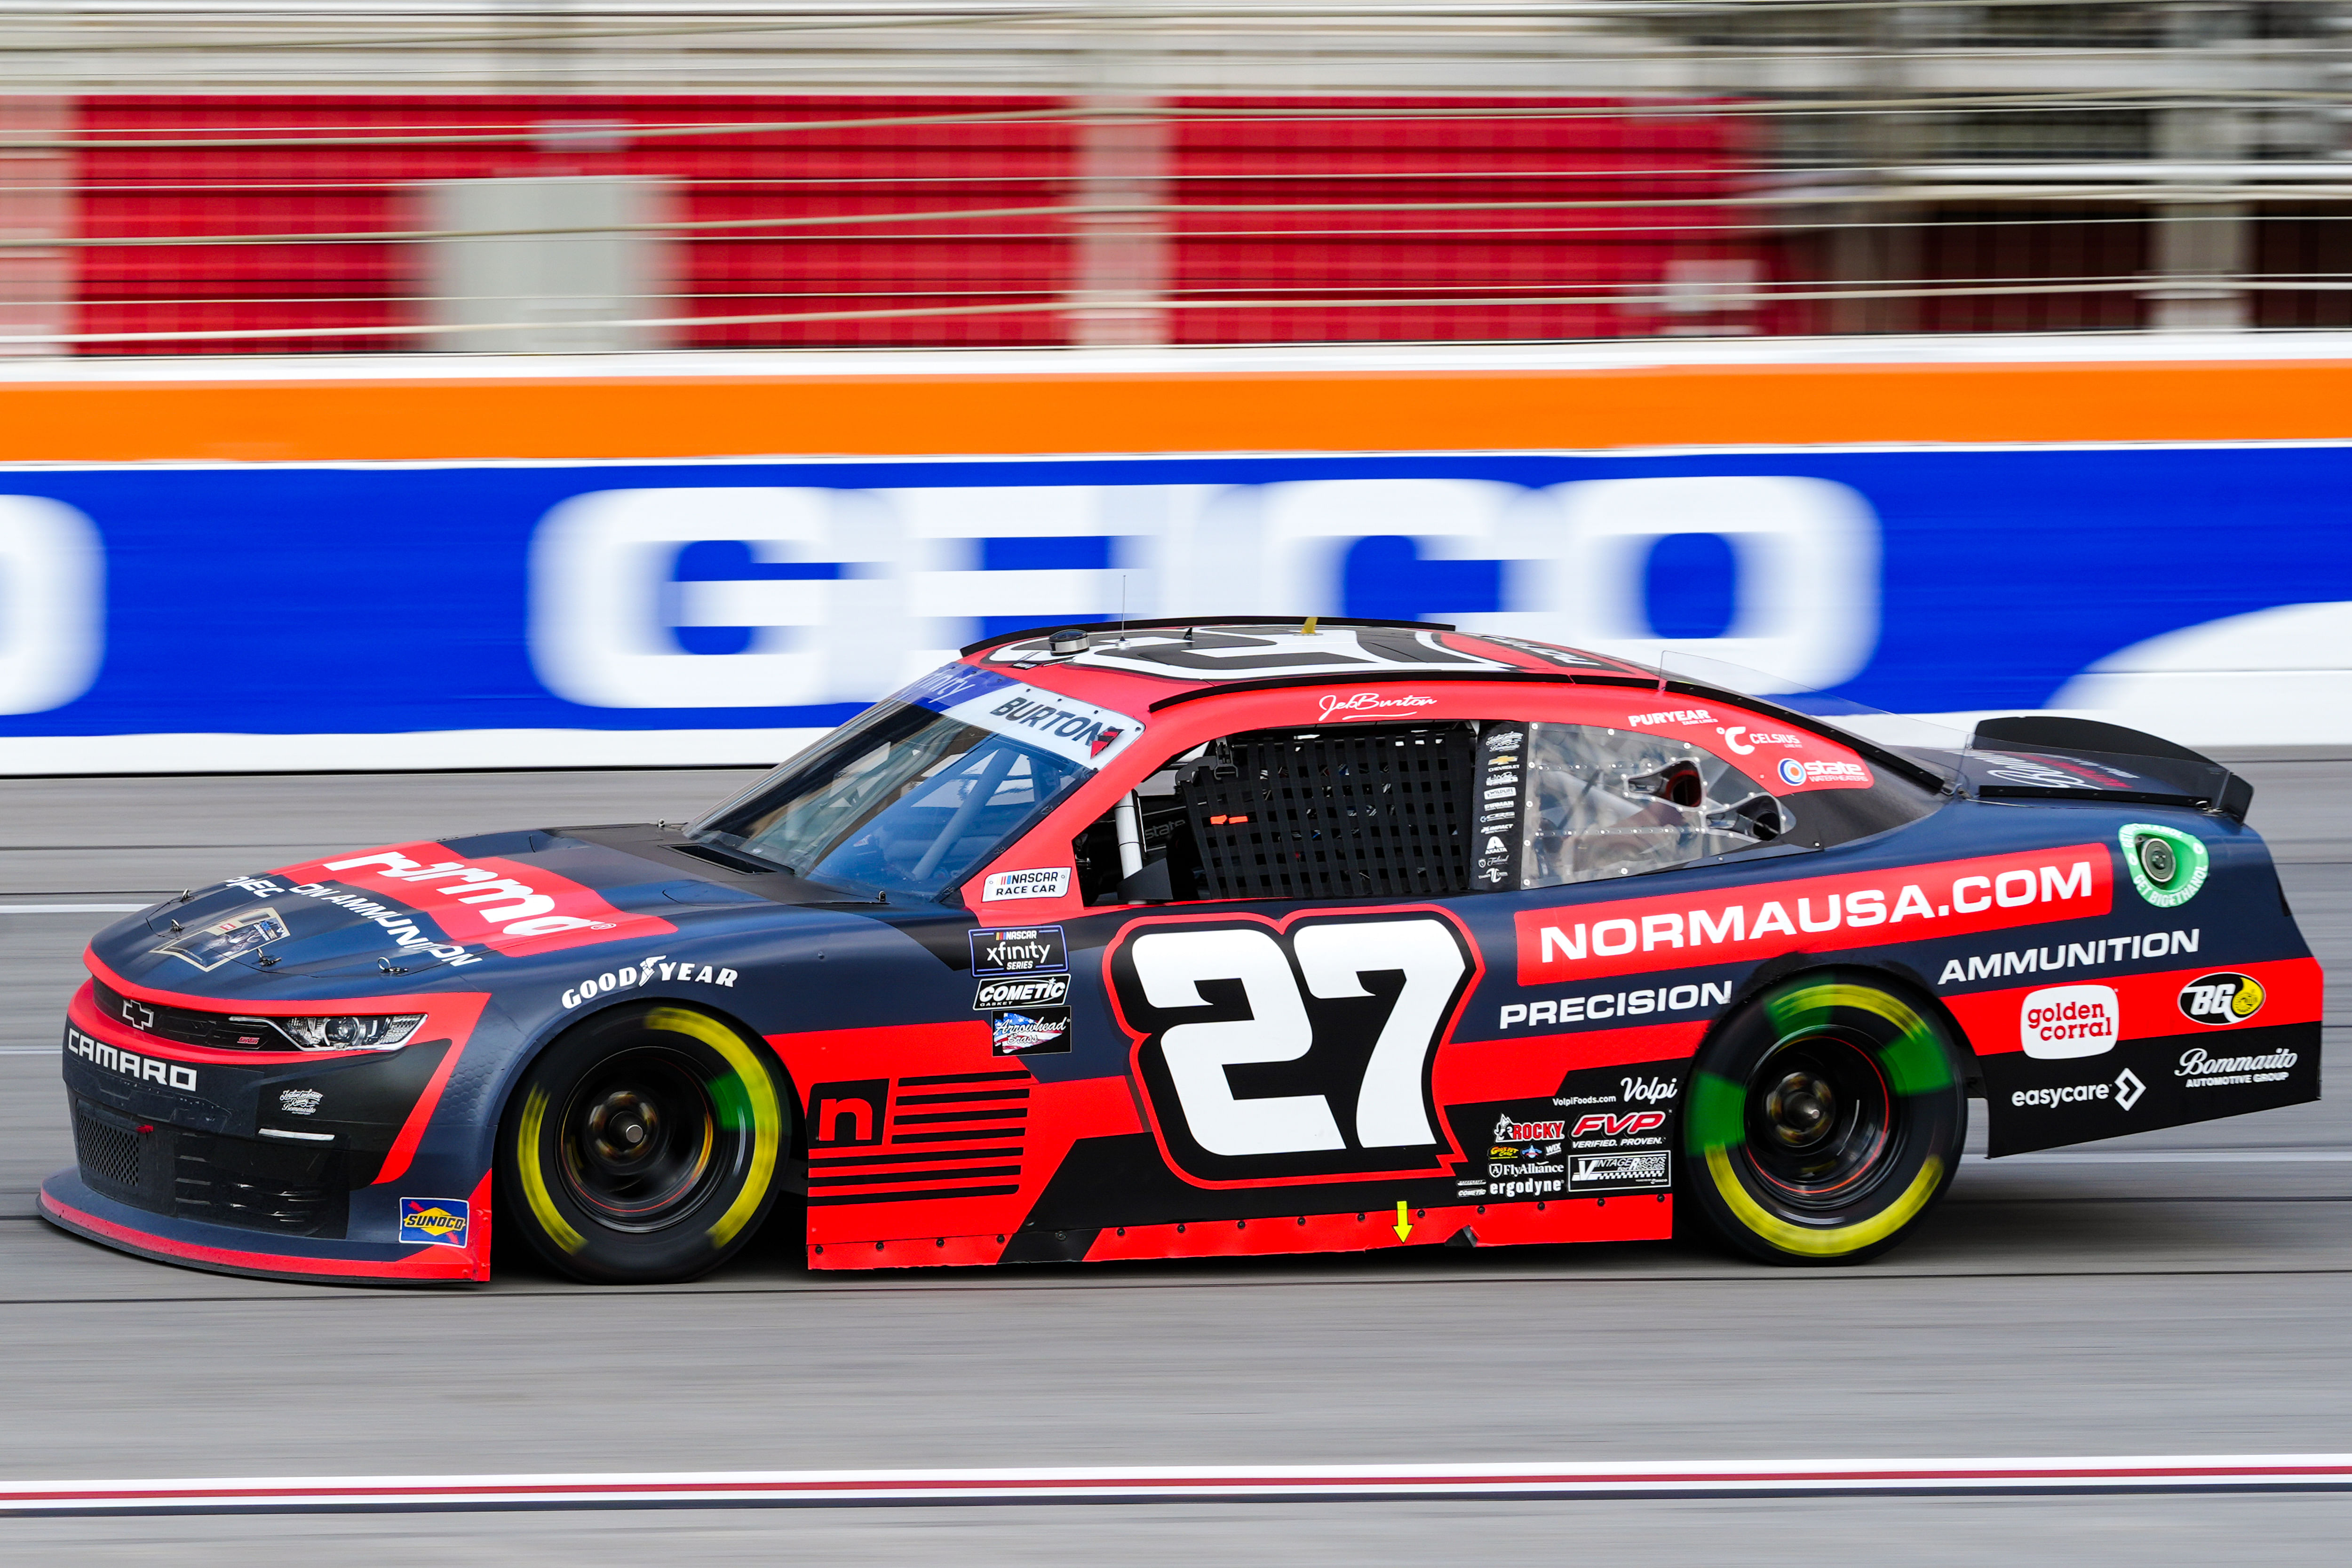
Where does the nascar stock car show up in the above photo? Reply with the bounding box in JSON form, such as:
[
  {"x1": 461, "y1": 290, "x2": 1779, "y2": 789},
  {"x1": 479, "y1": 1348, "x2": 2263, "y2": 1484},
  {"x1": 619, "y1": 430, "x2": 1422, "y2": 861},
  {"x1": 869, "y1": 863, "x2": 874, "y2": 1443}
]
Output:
[{"x1": 42, "y1": 619, "x2": 2320, "y2": 1284}]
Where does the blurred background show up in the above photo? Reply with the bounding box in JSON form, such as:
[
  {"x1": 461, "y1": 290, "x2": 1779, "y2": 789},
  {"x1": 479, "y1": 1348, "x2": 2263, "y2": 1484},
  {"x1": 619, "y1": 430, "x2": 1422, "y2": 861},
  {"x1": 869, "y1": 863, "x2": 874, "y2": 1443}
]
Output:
[{"x1": 6, "y1": 1, "x2": 2352, "y2": 352}]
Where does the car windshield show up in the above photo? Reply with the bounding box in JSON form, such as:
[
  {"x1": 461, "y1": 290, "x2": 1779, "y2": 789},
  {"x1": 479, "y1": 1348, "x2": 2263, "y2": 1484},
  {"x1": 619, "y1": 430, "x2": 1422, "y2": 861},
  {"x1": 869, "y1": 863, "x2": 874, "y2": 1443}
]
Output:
[{"x1": 690, "y1": 701, "x2": 1091, "y2": 901}]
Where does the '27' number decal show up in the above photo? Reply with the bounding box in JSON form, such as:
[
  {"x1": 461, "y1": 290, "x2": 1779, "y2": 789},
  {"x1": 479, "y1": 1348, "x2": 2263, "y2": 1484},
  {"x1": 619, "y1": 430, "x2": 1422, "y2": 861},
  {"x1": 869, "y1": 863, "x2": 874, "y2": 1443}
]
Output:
[{"x1": 1108, "y1": 912, "x2": 1476, "y2": 1185}]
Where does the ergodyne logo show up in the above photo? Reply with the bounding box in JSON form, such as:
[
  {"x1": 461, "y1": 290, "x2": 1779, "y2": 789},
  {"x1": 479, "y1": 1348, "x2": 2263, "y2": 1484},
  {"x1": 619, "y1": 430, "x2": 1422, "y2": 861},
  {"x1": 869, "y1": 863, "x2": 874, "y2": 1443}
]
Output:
[
  {"x1": 2178, "y1": 971, "x2": 2265, "y2": 1027},
  {"x1": 1516, "y1": 845, "x2": 2112, "y2": 985},
  {"x1": 2019, "y1": 984, "x2": 2119, "y2": 1061}
]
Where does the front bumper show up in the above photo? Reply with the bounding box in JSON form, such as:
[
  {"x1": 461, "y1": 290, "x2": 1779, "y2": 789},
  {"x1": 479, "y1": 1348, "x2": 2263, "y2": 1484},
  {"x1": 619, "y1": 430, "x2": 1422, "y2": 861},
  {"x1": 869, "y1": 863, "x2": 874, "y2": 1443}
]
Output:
[
  {"x1": 41, "y1": 1168, "x2": 490, "y2": 1284},
  {"x1": 49, "y1": 972, "x2": 498, "y2": 1284}
]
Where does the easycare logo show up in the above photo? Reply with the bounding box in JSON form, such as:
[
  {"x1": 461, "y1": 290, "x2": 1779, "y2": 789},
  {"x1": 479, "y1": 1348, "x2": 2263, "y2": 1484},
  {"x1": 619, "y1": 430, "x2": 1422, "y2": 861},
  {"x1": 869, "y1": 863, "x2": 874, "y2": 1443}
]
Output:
[
  {"x1": 279, "y1": 842, "x2": 676, "y2": 957},
  {"x1": 1515, "y1": 844, "x2": 2113, "y2": 985}
]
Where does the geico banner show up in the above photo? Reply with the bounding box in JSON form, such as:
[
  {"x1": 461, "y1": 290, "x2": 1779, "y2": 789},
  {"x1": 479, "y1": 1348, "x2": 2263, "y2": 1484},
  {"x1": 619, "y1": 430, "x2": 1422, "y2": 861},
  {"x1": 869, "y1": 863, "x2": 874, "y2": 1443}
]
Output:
[{"x1": 0, "y1": 447, "x2": 2346, "y2": 769}]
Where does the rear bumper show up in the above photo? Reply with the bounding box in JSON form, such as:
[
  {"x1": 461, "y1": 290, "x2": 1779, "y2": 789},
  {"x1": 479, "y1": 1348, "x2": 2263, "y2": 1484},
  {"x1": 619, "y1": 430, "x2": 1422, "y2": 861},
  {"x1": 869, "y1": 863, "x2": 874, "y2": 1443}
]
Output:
[{"x1": 40, "y1": 1169, "x2": 491, "y2": 1286}]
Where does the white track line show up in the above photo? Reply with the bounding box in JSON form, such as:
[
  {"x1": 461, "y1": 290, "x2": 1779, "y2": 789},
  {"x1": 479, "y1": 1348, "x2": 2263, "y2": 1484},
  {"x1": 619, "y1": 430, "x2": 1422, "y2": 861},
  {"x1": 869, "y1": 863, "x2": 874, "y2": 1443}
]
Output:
[
  {"x1": 0, "y1": 904, "x2": 149, "y2": 913},
  {"x1": 6, "y1": 1458, "x2": 2352, "y2": 1515}
]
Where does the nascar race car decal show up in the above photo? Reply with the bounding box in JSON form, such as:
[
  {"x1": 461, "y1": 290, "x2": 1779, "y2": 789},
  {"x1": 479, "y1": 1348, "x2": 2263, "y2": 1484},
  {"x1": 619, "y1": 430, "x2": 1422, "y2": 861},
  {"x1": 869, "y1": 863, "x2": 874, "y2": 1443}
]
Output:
[{"x1": 41, "y1": 618, "x2": 2322, "y2": 1284}]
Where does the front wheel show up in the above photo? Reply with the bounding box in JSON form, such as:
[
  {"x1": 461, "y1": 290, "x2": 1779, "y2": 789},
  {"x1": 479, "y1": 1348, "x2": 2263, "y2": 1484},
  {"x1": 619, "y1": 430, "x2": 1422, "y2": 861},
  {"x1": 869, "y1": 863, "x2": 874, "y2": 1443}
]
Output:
[
  {"x1": 1680, "y1": 972, "x2": 1966, "y2": 1266},
  {"x1": 499, "y1": 1003, "x2": 788, "y2": 1284}
]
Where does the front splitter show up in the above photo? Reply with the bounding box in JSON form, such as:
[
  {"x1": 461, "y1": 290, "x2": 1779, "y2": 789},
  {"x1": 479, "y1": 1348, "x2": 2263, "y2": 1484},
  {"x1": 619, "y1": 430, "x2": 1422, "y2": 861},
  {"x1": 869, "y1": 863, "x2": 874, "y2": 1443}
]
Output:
[{"x1": 39, "y1": 1169, "x2": 490, "y2": 1286}]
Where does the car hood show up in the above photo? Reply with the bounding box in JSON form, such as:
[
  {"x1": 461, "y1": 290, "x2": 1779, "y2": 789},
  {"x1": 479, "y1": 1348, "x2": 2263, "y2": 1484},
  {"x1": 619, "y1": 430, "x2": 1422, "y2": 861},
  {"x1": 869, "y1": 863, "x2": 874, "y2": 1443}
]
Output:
[{"x1": 92, "y1": 824, "x2": 859, "y2": 998}]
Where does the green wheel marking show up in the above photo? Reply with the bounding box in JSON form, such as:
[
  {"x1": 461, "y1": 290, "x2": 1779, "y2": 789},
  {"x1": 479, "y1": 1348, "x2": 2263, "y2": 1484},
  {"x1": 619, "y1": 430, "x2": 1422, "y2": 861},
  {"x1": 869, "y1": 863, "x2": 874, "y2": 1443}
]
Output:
[
  {"x1": 1686, "y1": 1070, "x2": 1746, "y2": 1155},
  {"x1": 646, "y1": 1006, "x2": 782, "y2": 1250},
  {"x1": 1764, "y1": 981, "x2": 1951, "y2": 1096}
]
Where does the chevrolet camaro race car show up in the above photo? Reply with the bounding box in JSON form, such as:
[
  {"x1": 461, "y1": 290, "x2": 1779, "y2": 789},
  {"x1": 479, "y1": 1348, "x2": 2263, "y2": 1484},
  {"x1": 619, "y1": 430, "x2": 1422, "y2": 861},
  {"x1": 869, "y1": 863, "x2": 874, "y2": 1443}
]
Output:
[{"x1": 42, "y1": 619, "x2": 2322, "y2": 1284}]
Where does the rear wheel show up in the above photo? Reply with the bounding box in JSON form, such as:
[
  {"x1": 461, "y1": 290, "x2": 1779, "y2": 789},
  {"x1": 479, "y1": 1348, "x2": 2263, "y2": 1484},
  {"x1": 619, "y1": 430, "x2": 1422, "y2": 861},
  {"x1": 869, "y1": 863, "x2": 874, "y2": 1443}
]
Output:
[
  {"x1": 500, "y1": 1003, "x2": 788, "y2": 1284},
  {"x1": 1681, "y1": 972, "x2": 1965, "y2": 1265}
]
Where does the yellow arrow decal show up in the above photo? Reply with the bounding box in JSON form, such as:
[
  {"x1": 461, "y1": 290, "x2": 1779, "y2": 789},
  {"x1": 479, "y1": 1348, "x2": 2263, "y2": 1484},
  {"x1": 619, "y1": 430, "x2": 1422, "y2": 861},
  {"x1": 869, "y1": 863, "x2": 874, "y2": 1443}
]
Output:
[{"x1": 1393, "y1": 1201, "x2": 1412, "y2": 1241}]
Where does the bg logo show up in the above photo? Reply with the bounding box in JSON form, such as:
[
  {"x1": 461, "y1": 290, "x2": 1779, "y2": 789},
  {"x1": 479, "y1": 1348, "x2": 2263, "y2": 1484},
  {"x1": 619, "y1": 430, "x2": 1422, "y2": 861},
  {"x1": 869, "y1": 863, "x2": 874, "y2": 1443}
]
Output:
[{"x1": 2179, "y1": 972, "x2": 2265, "y2": 1027}]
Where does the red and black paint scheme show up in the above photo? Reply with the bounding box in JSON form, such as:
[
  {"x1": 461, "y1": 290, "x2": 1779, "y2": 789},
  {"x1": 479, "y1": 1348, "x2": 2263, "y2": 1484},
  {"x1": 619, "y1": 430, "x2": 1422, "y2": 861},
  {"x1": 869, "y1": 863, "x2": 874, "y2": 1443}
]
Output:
[{"x1": 41, "y1": 620, "x2": 2323, "y2": 1283}]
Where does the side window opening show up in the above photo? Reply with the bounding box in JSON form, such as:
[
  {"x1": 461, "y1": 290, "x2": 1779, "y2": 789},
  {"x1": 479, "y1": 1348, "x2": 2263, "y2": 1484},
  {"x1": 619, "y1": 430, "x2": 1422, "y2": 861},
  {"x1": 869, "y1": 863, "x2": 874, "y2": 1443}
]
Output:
[
  {"x1": 1074, "y1": 723, "x2": 1483, "y2": 905},
  {"x1": 1521, "y1": 723, "x2": 1789, "y2": 890}
]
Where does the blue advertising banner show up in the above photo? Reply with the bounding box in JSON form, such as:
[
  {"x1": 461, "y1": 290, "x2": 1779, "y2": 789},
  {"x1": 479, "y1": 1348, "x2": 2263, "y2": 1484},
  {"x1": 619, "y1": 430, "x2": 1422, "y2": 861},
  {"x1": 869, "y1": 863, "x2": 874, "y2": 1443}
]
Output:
[{"x1": 0, "y1": 444, "x2": 2345, "y2": 769}]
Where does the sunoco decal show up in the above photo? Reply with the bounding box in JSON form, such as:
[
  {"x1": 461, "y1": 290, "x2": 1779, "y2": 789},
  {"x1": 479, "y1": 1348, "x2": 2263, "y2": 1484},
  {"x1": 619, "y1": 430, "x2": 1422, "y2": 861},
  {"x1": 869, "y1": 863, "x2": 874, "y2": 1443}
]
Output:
[{"x1": 398, "y1": 1197, "x2": 471, "y2": 1248}]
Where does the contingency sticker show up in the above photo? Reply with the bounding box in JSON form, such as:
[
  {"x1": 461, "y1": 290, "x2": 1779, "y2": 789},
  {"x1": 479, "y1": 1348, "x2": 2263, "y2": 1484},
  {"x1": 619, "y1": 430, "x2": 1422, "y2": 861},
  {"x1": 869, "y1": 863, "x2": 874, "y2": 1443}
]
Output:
[{"x1": 398, "y1": 1197, "x2": 471, "y2": 1248}]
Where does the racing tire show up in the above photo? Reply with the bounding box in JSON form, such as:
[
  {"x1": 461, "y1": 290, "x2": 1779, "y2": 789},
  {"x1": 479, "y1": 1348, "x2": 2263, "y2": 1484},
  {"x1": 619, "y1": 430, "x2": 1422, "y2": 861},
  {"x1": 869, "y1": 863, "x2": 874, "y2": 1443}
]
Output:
[
  {"x1": 1680, "y1": 971, "x2": 1966, "y2": 1266},
  {"x1": 499, "y1": 1003, "x2": 790, "y2": 1285}
]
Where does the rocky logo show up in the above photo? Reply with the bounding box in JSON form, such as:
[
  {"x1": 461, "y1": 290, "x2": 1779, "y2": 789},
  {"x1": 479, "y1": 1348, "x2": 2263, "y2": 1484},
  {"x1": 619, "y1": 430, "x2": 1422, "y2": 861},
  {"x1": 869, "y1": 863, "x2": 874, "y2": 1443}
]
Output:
[{"x1": 1493, "y1": 1114, "x2": 1566, "y2": 1143}]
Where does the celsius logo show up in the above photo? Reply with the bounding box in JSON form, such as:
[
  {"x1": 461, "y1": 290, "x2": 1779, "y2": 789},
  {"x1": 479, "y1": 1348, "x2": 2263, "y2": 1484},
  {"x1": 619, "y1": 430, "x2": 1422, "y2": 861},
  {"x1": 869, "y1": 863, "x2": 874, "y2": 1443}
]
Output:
[
  {"x1": 1777, "y1": 757, "x2": 1807, "y2": 788},
  {"x1": 2179, "y1": 972, "x2": 2265, "y2": 1026},
  {"x1": 2019, "y1": 984, "x2": 2120, "y2": 1061}
]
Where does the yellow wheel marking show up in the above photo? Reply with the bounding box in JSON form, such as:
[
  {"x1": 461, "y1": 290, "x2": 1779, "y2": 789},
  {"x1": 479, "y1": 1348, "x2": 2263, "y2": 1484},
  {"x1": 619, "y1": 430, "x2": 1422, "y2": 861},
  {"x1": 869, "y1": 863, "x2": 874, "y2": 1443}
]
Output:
[
  {"x1": 1706, "y1": 1145, "x2": 1945, "y2": 1259},
  {"x1": 646, "y1": 1006, "x2": 783, "y2": 1250},
  {"x1": 517, "y1": 1085, "x2": 587, "y2": 1255}
]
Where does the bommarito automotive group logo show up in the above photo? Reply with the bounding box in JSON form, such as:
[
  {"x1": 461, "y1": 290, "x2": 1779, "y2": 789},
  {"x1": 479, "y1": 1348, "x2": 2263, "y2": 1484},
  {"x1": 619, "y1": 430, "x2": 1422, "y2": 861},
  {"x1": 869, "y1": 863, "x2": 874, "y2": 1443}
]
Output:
[{"x1": 2120, "y1": 823, "x2": 2209, "y2": 908}]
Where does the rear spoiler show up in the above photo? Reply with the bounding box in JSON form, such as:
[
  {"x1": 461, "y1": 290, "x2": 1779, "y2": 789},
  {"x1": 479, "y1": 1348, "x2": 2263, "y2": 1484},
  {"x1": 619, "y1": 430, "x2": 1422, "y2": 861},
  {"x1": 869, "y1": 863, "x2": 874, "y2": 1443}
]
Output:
[{"x1": 1966, "y1": 716, "x2": 2254, "y2": 822}]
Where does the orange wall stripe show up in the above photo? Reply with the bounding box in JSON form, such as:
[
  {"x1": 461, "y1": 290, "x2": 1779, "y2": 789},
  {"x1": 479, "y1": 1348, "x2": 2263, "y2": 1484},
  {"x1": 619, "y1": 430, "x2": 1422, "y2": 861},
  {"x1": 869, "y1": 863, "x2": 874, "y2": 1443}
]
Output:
[{"x1": 7, "y1": 359, "x2": 2352, "y2": 463}]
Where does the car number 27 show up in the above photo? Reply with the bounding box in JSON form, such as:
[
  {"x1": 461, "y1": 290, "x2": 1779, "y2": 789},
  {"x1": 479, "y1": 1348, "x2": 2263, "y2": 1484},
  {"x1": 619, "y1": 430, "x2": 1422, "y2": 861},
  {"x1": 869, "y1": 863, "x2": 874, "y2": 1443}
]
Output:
[{"x1": 1105, "y1": 911, "x2": 1478, "y2": 1186}]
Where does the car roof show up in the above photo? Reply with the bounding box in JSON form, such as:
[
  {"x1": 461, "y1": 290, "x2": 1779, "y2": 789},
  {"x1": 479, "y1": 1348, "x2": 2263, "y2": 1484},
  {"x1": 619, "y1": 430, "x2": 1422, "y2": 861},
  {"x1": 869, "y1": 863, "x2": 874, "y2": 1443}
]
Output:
[
  {"x1": 957, "y1": 618, "x2": 1657, "y2": 708},
  {"x1": 954, "y1": 617, "x2": 1953, "y2": 796}
]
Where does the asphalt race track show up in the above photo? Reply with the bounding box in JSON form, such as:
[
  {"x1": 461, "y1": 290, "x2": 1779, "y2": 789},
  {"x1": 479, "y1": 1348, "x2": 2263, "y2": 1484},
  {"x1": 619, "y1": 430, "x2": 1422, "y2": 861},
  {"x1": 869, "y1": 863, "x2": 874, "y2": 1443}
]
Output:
[{"x1": 1, "y1": 759, "x2": 2346, "y2": 1564}]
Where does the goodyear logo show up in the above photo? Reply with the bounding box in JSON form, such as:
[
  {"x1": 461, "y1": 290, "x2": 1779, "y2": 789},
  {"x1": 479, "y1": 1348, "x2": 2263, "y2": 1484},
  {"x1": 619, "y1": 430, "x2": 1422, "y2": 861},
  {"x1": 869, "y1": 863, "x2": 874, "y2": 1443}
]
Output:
[{"x1": 399, "y1": 1197, "x2": 470, "y2": 1248}]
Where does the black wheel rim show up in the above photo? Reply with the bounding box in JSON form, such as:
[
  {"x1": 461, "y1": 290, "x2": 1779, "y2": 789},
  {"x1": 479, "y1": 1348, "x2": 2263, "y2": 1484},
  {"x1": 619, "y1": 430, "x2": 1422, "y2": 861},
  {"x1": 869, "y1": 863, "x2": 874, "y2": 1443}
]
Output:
[
  {"x1": 1740, "y1": 1028, "x2": 1896, "y2": 1210},
  {"x1": 555, "y1": 1045, "x2": 726, "y2": 1233}
]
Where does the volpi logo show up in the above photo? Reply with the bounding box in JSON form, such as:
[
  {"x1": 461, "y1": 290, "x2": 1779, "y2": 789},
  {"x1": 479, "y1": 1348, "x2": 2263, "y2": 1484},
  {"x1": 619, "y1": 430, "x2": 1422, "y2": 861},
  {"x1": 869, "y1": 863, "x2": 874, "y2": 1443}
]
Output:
[
  {"x1": 2120, "y1": 823, "x2": 2209, "y2": 909},
  {"x1": 398, "y1": 1198, "x2": 470, "y2": 1248},
  {"x1": 2179, "y1": 972, "x2": 2265, "y2": 1027}
]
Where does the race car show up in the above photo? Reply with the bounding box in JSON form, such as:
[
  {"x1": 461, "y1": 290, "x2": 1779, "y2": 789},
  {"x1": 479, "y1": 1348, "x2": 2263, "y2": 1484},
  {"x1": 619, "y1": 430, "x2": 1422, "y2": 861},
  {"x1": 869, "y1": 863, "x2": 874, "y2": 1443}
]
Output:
[{"x1": 41, "y1": 619, "x2": 2322, "y2": 1284}]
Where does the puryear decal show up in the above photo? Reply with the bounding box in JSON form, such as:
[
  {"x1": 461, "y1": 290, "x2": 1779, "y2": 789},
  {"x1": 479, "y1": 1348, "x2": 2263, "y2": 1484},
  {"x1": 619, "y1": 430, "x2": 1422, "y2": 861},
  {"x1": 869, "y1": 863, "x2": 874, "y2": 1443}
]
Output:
[
  {"x1": 275, "y1": 842, "x2": 675, "y2": 958},
  {"x1": 1107, "y1": 907, "x2": 1480, "y2": 1187},
  {"x1": 1517, "y1": 844, "x2": 2114, "y2": 986}
]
